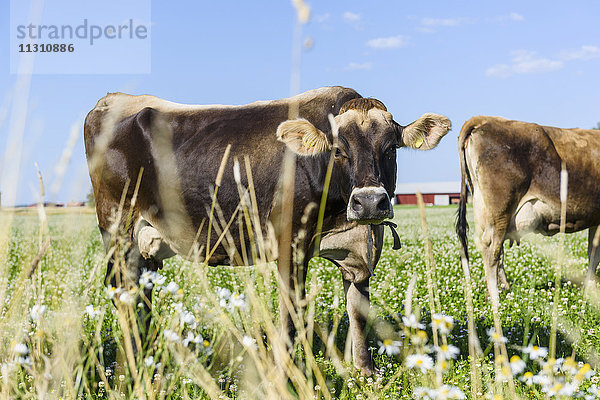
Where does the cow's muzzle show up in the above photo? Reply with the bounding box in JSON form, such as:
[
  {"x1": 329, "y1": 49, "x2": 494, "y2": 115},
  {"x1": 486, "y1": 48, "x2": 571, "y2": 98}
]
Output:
[{"x1": 347, "y1": 186, "x2": 393, "y2": 224}]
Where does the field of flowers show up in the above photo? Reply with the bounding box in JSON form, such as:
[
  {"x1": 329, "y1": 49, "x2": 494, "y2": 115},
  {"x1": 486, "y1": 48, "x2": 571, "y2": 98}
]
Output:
[{"x1": 1, "y1": 205, "x2": 599, "y2": 399}]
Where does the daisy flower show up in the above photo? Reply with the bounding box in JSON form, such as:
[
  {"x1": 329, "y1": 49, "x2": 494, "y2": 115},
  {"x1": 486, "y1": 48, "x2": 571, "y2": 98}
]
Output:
[
  {"x1": 405, "y1": 354, "x2": 434, "y2": 373},
  {"x1": 431, "y1": 314, "x2": 454, "y2": 335},
  {"x1": 378, "y1": 339, "x2": 401, "y2": 356},
  {"x1": 435, "y1": 344, "x2": 460, "y2": 360},
  {"x1": 522, "y1": 345, "x2": 548, "y2": 360},
  {"x1": 402, "y1": 314, "x2": 425, "y2": 330},
  {"x1": 487, "y1": 327, "x2": 507, "y2": 344},
  {"x1": 509, "y1": 355, "x2": 526, "y2": 375}
]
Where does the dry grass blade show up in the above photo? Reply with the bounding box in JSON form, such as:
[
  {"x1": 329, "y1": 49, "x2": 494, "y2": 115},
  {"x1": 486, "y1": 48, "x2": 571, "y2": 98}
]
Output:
[
  {"x1": 550, "y1": 162, "x2": 568, "y2": 359},
  {"x1": 459, "y1": 248, "x2": 483, "y2": 397}
]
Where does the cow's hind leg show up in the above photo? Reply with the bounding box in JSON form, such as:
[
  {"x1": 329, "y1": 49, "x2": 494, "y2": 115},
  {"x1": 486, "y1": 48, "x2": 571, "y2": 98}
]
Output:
[{"x1": 479, "y1": 223, "x2": 507, "y2": 303}]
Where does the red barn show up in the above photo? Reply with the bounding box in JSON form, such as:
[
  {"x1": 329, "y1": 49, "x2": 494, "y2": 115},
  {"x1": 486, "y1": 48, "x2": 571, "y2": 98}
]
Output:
[{"x1": 395, "y1": 181, "x2": 462, "y2": 205}]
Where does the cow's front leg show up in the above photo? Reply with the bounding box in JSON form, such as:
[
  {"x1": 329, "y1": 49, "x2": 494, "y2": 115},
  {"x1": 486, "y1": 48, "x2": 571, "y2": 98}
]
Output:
[{"x1": 343, "y1": 278, "x2": 374, "y2": 375}]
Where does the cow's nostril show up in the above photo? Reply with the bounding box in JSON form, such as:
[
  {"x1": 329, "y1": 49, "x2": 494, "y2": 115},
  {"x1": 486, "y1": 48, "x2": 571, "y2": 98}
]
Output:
[
  {"x1": 351, "y1": 197, "x2": 363, "y2": 213},
  {"x1": 376, "y1": 196, "x2": 390, "y2": 211}
]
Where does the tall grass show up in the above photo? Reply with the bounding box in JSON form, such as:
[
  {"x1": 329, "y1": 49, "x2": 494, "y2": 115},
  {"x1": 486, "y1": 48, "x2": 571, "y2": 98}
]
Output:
[
  {"x1": 2, "y1": 197, "x2": 600, "y2": 399},
  {"x1": 3, "y1": 1, "x2": 600, "y2": 399}
]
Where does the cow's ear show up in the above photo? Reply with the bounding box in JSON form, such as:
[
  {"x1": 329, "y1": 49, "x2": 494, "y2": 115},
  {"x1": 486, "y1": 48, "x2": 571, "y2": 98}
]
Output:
[
  {"x1": 400, "y1": 113, "x2": 451, "y2": 150},
  {"x1": 276, "y1": 119, "x2": 331, "y2": 156}
]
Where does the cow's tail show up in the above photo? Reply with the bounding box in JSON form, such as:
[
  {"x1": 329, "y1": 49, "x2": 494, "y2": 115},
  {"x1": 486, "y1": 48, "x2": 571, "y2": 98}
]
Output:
[{"x1": 456, "y1": 116, "x2": 484, "y2": 262}]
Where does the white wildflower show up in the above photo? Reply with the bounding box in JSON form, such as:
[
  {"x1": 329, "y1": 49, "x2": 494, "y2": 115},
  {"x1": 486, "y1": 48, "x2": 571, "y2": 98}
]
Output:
[
  {"x1": 229, "y1": 293, "x2": 247, "y2": 310},
  {"x1": 487, "y1": 327, "x2": 507, "y2": 343},
  {"x1": 217, "y1": 287, "x2": 231, "y2": 308},
  {"x1": 509, "y1": 355, "x2": 526, "y2": 375},
  {"x1": 153, "y1": 273, "x2": 166, "y2": 286},
  {"x1": 576, "y1": 363, "x2": 594, "y2": 381},
  {"x1": 16, "y1": 356, "x2": 32, "y2": 366},
  {"x1": 411, "y1": 330, "x2": 429, "y2": 345},
  {"x1": 200, "y1": 338, "x2": 213, "y2": 355},
  {"x1": 435, "y1": 344, "x2": 460, "y2": 360},
  {"x1": 165, "y1": 281, "x2": 179, "y2": 294},
  {"x1": 85, "y1": 304, "x2": 102, "y2": 319},
  {"x1": 119, "y1": 290, "x2": 136, "y2": 305},
  {"x1": 587, "y1": 384, "x2": 600, "y2": 398},
  {"x1": 182, "y1": 332, "x2": 202, "y2": 347},
  {"x1": 144, "y1": 356, "x2": 154, "y2": 367},
  {"x1": 532, "y1": 373, "x2": 551, "y2": 386},
  {"x1": 242, "y1": 335, "x2": 257, "y2": 350},
  {"x1": 402, "y1": 314, "x2": 424, "y2": 330},
  {"x1": 14, "y1": 343, "x2": 29, "y2": 356},
  {"x1": 431, "y1": 313, "x2": 454, "y2": 335},
  {"x1": 522, "y1": 345, "x2": 548, "y2": 360},
  {"x1": 557, "y1": 382, "x2": 577, "y2": 397},
  {"x1": 163, "y1": 330, "x2": 180, "y2": 343},
  {"x1": 405, "y1": 354, "x2": 434, "y2": 373},
  {"x1": 436, "y1": 385, "x2": 466, "y2": 399},
  {"x1": 30, "y1": 304, "x2": 46, "y2": 322},
  {"x1": 378, "y1": 339, "x2": 401, "y2": 356},
  {"x1": 560, "y1": 357, "x2": 578, "y2": 375},
  {"x1": 179, "y1": 310, "x2": 197, "y2": 329},
  {"x1": 107, "y1": 285, "x2": 122, "y2": 299},
  {"x1": 414, "y1": 387, "x2": 435, "y2": 399},
  {"x1": 520, "y1": 371, "x2": 534, "y2": 385},
  {"x1": 139, "y1": 270, "x2": 156, "y2": 289}
]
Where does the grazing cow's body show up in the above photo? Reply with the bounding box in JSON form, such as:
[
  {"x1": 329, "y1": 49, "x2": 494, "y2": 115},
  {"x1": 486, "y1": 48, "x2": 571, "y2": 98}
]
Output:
[
  {"x1": 85, "y1": 86, "x2": 450, "y2": 374},
  {"x1": 457, "y1": 116, "x2": 600, "y2": 299}
]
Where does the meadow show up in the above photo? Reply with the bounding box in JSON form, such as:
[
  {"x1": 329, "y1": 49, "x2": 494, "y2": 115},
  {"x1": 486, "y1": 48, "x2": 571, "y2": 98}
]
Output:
[{"x1": 0, "y1": 205, "x2": 599, "y2": 399}]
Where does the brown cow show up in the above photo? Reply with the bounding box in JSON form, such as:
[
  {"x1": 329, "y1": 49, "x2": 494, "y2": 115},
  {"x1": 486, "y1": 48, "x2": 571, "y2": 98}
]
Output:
[
  {"x1": 457, "y1": 116, "x2": 600, "y2": 301},
  {"x1": 85, "y1": 86, "x2": 451, "y2": 374}
]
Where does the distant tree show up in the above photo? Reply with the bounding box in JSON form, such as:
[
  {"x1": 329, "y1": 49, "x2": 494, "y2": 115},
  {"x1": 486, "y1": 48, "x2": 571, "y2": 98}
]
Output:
[
  {"x1": 595, "y1": 122, "x2": 600, "y2": 130},
  {"x1": 86, "y1": 187, "x2": 95, "y2": 207}
]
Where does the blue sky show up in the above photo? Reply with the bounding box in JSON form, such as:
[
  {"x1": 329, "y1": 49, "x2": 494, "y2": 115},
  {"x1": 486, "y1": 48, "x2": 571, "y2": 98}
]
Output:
[{"x1": 1, "y1": 1, "x2": 599, "y2": 205}]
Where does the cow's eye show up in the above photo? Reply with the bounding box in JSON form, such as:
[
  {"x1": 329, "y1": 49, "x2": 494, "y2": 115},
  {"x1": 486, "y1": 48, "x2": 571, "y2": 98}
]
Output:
[{"x1": 335, "y1": 148, "x2": 346, "y2": 159}]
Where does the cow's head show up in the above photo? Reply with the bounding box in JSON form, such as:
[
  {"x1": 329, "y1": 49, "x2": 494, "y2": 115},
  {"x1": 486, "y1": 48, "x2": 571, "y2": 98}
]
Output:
[{"x1": 277, "y1": 98, "x2": 451, "y2": 223}]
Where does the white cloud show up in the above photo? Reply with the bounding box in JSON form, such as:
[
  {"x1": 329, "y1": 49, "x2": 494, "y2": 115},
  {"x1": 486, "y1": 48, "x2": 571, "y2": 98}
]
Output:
[
  {"x1": 366, "y1": 35, "x2": 409, "y2": 49},
  {"x1": 346, "y1": 62, "x2": 373, "y2": 71},
  {"x1": 486, "y1": 50, "x2": 564, "y2": 78},
  {"x1": 421, "y1": 17, "x2": 467, "y2": 28},
  {"x1": 493, "y1": 12, "x2": 525, "y2": 22},
  {"x1": 343, "y1": 11, "x2": 361, "y2": 23},
  {"x1": 486, "y1": 45, "x2": 600, "y2": 78},
  {"x1": 420, "y1": 13, "x2": 523, "y2": 33},
  {"x1": 560, "y1": 45, "x2": 600, "y2": 61}
]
